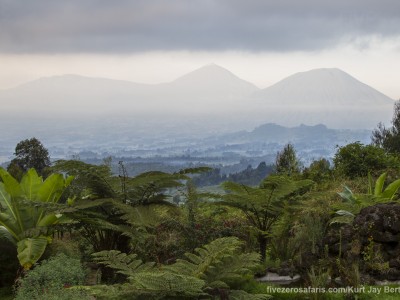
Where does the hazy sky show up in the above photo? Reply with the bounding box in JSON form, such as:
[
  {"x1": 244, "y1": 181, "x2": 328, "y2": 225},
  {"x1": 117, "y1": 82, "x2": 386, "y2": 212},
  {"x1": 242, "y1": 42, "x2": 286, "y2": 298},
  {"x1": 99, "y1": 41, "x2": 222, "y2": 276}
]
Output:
[{"x1": 1, "y1": 0, "x2": 400, "y2": 98}]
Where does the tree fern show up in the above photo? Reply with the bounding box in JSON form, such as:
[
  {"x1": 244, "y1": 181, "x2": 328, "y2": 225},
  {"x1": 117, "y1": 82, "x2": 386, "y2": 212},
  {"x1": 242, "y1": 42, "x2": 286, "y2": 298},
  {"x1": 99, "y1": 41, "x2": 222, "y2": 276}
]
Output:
[
  {"x1": 220, "y1": 175, "x2": 313, "y2": 260},
  {"x1": 129, "y1": 271, "x2": 205, "y2": 297},
  {"x1": 92, "y1": 250, "x2": 155, "y2": 277},
  {"x1": 89, "y1": 237, "x2": 266, "y2": 299},
  {"x1": 91, "y1": 250, "x2": 205, "y2": 299},
  {"x1": 167, "y1": 237, "x2": 260, "y2": 289}
]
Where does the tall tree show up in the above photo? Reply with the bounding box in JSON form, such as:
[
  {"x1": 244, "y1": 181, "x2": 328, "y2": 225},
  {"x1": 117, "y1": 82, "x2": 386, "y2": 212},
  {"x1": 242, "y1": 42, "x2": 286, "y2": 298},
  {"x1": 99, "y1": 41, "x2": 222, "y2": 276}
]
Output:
[
  {"x1": 7, "y1": 138, "x2": 50, "y2": 179},
  {"x1": 221, "y1": 175, "x2": 313, "y2": 261},
  {"x1": 275, "y1": 143, "x2": 301, "y2": 176},
  {"x1": 372, "y1": 100, "x2": 400, "y2": 154},
  {"x1": 333, "y1": 142, "x2": 392, "y2": 177}
]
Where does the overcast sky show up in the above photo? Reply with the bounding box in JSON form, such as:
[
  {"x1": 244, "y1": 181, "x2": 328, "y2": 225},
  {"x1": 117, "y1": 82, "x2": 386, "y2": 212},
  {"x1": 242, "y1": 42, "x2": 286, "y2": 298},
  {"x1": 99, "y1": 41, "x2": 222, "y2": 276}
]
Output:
[{"x1": 1, "y1": 0, "x2": 399, "y2": 98}]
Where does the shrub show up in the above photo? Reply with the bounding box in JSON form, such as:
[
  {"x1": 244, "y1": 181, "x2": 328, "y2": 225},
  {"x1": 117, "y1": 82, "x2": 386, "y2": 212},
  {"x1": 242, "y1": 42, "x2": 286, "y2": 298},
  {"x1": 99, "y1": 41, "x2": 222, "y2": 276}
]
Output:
[{"x1": 15, "y1": 253, "x2": 90, "y2": 300}]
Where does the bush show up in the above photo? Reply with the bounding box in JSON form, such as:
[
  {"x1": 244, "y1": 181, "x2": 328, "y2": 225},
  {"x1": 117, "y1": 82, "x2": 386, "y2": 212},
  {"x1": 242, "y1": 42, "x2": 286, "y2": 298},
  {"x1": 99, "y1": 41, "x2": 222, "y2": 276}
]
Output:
[
  {"x1": 333, "y1": 142, "x2": 396, "y2": 178},
  {"x1": 15, "y1": 253, "x2": 91, "y2": 300}
]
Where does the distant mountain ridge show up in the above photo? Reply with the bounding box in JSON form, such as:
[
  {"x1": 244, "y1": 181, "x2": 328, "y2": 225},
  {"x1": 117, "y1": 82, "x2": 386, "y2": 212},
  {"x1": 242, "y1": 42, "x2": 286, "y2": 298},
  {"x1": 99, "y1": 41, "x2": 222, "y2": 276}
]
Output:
[
  {"x1": 253, "y1": 68, "x2": 393, "y2": 107},
  {"x1": 0, "y1": 64, "x2": 395, "y2": 129}
]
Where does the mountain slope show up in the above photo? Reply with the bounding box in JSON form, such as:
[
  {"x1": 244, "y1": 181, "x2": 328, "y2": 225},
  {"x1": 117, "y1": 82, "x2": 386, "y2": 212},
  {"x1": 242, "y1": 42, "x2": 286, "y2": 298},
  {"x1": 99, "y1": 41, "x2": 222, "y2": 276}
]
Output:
[
  {"x1": 0, "y1": 64, "x2": 259, "y2": 115},
  {"x1": 253, "y1": 68, "x2": 394, "y2": 107},
  {"x1": 0, "y1": 65, "x2": 395, "y2": 129},
  {"x1": 0, "y1": 74, "x2": 153, "y2": 113},
  {"x1": 171, "y1": 63, "x2": 259, "y2": 96},
  {"x1": 247, "y1": 68, "x2": 394, "y2": 129}
]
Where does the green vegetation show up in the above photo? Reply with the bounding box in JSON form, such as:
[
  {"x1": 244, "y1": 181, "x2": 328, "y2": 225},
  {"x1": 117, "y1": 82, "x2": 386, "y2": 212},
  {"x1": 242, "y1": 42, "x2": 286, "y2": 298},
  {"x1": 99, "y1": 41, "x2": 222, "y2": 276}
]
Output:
[
  {"x1": 4, "y1": 110, "x2": 400, "y2": 300},
  {"x1": 221, "y1": 176, "x2": 313, "y2": 261},
  {"x1": 372, "y1": 101, "x2": 400, "y2": 154},
  {"x1": 275, "y1": 143, "x2": 301, "y2": 176},
  {"x1": 7, "y1": 137, "x2": 51, "y2": 180},
  {"x1": 0, "y1": 168, "x2": 73, "y2": 269},
  {"x1": 15, "y1": 253, "x2": 90, "y2": 300}
]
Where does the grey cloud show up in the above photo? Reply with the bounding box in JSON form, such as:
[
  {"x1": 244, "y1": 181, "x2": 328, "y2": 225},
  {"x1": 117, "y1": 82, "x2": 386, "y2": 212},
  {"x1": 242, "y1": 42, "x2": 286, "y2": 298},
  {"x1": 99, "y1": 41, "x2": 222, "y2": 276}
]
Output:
[{"x1": 0, "y1": 0, "x2": 400, "y2": 53}]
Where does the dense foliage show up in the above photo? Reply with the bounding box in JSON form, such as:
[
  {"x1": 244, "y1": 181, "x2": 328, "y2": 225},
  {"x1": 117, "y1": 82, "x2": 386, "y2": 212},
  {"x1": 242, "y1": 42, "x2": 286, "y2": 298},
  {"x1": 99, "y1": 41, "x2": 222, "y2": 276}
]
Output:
[
  {"x1": 275, "y1": 143, "x2": 301, "y2": 176},
  {"x1": 3, "y1": 112, "x2": 400, "y2": 300},
  {"x1": 0, "y1": 168, "x2": 73, "y2": 269},
  {"x1": 372, "y1": 101, "x2": 400, "y2": 154},
  {"x1": 7, "y1": 137, "x2": 50, "y2": 180},
  {"x1": 333, "y1": 142, "x2": 396, "y2": 177},
  {"x1": 15, "y1": 253, "x2": 89, "y2": 300}
]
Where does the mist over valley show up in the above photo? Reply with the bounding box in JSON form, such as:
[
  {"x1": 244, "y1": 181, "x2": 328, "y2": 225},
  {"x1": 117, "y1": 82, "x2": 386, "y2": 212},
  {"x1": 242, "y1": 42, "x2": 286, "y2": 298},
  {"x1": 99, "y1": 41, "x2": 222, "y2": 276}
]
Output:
[{"x1": 0, "y1": 64, "x2": 393, "y2": 175}]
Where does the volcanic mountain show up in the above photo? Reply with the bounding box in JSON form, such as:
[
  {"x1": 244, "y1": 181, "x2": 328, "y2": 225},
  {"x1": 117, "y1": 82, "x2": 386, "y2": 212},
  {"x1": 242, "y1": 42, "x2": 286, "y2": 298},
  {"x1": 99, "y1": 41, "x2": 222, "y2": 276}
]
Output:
[
  {"x1": 0, "y1": 64, "x2": 259, "y2": 115},
  {"x1": 0, "y1": 65, "x2": 395, "y2": 129},
  {"x1": 249, "y1": 68, "x2": 394, "y2": 129},
  {"x1": 253, "y1": 68, "x2": 393, "y2": 107}
]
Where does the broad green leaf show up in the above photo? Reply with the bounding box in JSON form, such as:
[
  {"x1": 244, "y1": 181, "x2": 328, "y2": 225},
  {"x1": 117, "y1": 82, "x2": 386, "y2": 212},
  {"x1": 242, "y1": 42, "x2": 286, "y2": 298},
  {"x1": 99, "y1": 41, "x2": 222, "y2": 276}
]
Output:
[
  {"x1": 338, "y1": 186, "x2": 355, "y2": 203},
  {"x1": 374, "y1": 172, "x2": 387, "y2": 196},
  {"x1": 17, "y1": 236, "x2": 48, "y2": 269},
  {"x1": 0, "y1": 168, "x2": 22, "y2": 198},
  {"x1": 0, "y1": 212, "x2": 20, "y2": 241},
  {"x1": 20, "y1": 169, "x2": 42, "y2": 201},
  {"x1": 335, "y1": 210, "x2": 355, "y2": 217},
  {"x1": 382, "y1": 179, "x2": 400, "y2": 199},
  {"x1": 36, "y1": 213, "x2": 61, "y2": 227},
  {"x1": 0, "y1": 169, "x2": 71, "y2": 268},
  {"x1": 0, "y1": 182, "x2": 17, "y2": 220},
  {"x1": 0, "y1": 226, "x2": 16, "y2": 245},
  {"x1": 37, "y1": 173, "x2": 65, "y2": 203}
]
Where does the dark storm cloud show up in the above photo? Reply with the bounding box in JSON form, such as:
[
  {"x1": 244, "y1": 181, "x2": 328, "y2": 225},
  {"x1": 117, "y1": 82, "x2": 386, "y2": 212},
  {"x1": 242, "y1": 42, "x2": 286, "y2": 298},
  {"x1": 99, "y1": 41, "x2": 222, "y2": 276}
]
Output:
[{"x1": 1, "y1": 0, "x2": 399, "y2": 53}]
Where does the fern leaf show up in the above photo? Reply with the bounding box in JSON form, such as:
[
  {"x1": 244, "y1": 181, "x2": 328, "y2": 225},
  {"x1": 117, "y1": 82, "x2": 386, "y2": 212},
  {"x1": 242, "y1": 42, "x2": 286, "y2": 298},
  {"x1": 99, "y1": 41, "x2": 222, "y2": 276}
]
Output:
[{"x1": 92, "y1": 250, "x2": 154, "y2": 277}]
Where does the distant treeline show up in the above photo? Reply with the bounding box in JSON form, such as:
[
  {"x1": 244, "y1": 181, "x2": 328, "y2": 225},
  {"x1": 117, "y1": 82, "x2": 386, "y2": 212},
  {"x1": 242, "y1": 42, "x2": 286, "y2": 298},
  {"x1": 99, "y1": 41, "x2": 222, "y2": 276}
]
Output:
[{"x1": 192, "y1": 162, "x2": 273, "y2": 187}]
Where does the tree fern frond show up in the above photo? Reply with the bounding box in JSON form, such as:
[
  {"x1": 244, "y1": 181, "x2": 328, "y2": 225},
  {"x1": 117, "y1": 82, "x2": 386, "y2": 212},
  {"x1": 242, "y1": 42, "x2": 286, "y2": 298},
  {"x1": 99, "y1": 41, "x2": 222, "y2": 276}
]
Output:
[
  {"x1": 92, "y1": 250, "x2": 155, "y2": 277},
  {"x1": 130, "y1": 271, "x2": 205, "y2": 296},
  {"x1": 168, "y1": 237, "x2": 260, "y2": 288},
  {"x1": 121, "y1": 204, "x2": 178, "y2": 227}
]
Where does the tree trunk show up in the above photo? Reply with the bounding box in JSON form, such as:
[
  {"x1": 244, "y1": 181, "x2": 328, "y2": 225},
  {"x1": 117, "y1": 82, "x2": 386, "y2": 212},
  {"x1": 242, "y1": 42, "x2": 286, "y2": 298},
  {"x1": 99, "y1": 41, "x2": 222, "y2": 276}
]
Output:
[{"x1": 258, "y1": 234, "x2": 267, "y2": 262}]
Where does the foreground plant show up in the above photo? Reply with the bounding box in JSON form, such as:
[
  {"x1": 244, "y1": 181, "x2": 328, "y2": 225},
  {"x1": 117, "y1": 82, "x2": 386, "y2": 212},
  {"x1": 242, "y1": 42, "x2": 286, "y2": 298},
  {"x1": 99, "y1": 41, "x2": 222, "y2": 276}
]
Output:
[
  {"x1": 331, "y1": 172, "x2": 400, "y2": 225},
  {"x1": 221, "y1": 175, "x2": 314, "y2": 261},
  {"x1": 0, "y1": 168, "x2": 73, "y2": 269},
  {"x1": 88, "y1": 237, "x2": 270, "y2": 299}
]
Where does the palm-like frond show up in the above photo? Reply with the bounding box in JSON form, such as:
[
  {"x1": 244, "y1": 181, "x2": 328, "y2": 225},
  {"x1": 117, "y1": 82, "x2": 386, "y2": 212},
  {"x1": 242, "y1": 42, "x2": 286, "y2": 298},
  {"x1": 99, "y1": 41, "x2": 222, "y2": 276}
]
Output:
[
  {"x1": 91, "y1": 250, "x2": 205, "y2": 298},
  {"x1": 51, "y1": 160, "x2": 116, "y2": 198},
  {"x1": 129, "y1": 271, "x2": 205, "y2": 296},
  {"x1": 92, "y1": 250, "x2": 155, "y2": 277},
  {"x1": 89, "y1": 237, "x2": 263, "y2": 299},
  {"x1": 124, "y1": 171, "x2": 187, "y2": 205},
  {"x1": 221, "y1": 176, "x2": 313, "y2": 230},
  {"x1": 167, "y1": 237, "x2": 260, "y2": 288}
]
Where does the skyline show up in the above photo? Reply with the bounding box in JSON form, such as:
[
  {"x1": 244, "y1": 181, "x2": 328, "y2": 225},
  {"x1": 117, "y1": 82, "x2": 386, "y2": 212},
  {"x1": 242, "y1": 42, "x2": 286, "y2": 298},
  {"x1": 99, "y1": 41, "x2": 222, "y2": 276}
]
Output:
[{"x1": 0, "y1": 1, "x2": 400, "y2": 99}]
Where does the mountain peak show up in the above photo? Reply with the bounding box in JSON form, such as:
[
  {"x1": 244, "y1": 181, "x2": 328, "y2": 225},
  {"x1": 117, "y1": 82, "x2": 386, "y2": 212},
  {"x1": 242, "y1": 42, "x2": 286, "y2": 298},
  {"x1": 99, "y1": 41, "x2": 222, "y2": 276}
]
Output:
[
  {"x1": 255, "y1": 67, "x2": 394, "y2": 107},
  {"x1": 171, "y1": 64, "x2": 259, "y2": 94},
  {"x1": 173, "y1": 64, "x2": 239, "y2": 83}
]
